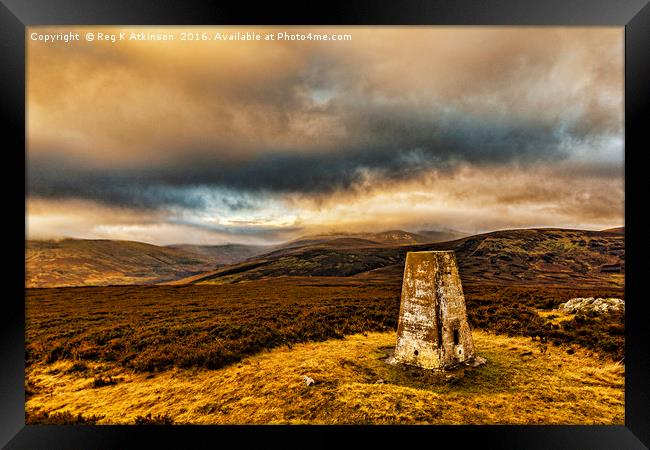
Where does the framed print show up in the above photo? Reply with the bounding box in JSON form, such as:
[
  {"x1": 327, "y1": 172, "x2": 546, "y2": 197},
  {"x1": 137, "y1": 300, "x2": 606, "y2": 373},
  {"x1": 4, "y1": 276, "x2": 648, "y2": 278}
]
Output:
[{"x1": 2, "y1": 0, "x2": 649, "y2": 448}]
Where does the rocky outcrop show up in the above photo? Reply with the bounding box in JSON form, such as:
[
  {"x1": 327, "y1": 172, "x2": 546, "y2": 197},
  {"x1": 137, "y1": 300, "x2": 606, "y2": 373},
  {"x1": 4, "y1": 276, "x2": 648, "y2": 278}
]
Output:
[{"x1": 559, "y1": 297, "x2": 624, "y2": 314}]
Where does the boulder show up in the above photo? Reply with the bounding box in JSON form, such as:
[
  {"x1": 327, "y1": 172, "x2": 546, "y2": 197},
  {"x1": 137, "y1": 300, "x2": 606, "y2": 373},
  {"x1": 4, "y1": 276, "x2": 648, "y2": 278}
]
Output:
[{"x1": 558, "y1": 297, "x2": 624, "y2": 314}]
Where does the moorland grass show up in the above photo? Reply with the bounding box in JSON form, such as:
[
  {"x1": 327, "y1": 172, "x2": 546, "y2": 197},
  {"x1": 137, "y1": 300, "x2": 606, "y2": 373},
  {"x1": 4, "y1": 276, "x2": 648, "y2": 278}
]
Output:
[{"x1": 26, "y1": 280, "x2": 624, "y2": 375}]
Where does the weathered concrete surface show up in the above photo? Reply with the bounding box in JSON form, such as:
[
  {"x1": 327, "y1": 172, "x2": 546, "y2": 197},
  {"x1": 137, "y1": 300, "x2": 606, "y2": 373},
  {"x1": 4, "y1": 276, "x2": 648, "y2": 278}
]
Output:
[{"x1": 392, "y1": 251, "x2": 476, "y2": 370}]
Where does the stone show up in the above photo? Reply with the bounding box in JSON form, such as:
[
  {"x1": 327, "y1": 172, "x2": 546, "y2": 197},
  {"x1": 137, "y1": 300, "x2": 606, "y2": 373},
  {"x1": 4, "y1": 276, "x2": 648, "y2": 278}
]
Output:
[
  {"x1": 466, "y1": 356, "x2": 487, "y2": 367},
  {"x1": 558, "y1": 297, "x2": 624, "y2": 314},
  {"x1": 391, "y1": 250, "x2": 476, "y2": 370},
  {"x1": 302, "y1": 375, "x2": 315, "y2": 386}
]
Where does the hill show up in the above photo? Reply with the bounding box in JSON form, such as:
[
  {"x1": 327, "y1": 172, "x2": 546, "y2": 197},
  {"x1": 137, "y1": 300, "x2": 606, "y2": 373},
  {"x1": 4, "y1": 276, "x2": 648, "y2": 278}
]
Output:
[
  {"x1": 26, "y1": 239, "x2": 217, "y2": 288},
  {"x1": 350, "y1": 230, "x2": 431, "y2": 245},
  {"x1": 181, "y1": 228, "x2": 625, "y2": 288},
  {"x1": 280, "y1": 229, "x2": 449, "y2": 247},
  {"x1": 416, "y1": 229, "x2": 468, "y2": 242},
  {"x1": 166, "y1": 243, "x2": 269, "y2": 265},
  {"x1": 601, "y1": 227, "x2": 625, "y2": 234}
]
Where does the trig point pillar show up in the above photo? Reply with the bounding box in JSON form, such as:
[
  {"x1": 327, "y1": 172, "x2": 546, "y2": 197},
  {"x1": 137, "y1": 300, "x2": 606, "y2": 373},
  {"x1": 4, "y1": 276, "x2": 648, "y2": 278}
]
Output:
[{"x1": 392, "y1": 250, "x2": 476, "y2": 370}]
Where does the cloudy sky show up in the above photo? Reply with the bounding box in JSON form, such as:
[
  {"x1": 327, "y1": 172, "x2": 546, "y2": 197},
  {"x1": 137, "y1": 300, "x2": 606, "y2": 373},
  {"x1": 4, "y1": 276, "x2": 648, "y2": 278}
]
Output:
[{"x1": 26, "y1": 26, "x2": 624, "y2": 245}]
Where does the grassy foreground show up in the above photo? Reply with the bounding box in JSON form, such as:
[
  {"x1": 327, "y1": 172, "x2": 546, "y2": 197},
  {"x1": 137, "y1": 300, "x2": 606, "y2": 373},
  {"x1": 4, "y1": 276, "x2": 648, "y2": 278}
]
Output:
[{"x1": 26, "y1": 330, "x2": 624, "y2": 425}]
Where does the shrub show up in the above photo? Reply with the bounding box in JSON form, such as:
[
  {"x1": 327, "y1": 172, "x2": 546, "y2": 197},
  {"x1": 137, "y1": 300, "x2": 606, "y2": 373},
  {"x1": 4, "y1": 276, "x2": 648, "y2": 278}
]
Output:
[
  {"x1": 26, "y1": 410, "x2": 104, "y2": 425},
  {"x1": 46, "y1": 345, "x2": 67, "y2": 364},
  {"x1": 134, "y1": 413, "x2": 174, "y2": 425},
  {"x1": 26, "y1": 282, "x2": 624, "y2": 374},
  {"x1": 66, "y1": 362, "x2": 88, "y2": 373},
  {"x1": 92, "y1": 376, "x2": 117, "y2": 388}
]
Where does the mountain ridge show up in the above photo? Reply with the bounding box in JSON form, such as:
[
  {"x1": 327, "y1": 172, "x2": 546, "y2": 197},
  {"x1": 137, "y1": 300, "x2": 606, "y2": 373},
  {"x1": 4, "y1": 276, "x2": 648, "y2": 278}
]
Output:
[
  {"x1": 26, "y1": 227, "x2": 624, "y2": 288},
  {"x1": 175, "y1": 227, "x2": 625, "y2": 288}
]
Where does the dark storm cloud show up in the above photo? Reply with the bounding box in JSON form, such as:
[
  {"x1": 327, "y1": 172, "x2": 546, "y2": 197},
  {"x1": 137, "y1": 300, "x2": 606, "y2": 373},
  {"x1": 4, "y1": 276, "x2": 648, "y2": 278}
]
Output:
[
  {"x1": 27, "y1": 154, "x2": 255, "y2": 211},
  {"x1": 27, "y1": 106, "x2": 582, "y2": 210}
]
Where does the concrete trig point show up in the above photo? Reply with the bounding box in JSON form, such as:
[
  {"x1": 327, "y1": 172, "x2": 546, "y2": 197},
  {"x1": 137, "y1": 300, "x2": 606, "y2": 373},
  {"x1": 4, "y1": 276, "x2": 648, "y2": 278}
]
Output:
[{"x1": 390, "y1": 250, "x2": 477, "y2": 370}]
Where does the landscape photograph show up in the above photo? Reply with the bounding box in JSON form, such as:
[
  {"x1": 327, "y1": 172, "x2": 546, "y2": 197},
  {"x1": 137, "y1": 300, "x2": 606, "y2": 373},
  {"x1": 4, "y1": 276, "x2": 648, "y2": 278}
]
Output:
[{"x1": 25, "y1": 26, "x2": 624, "y2": 425}]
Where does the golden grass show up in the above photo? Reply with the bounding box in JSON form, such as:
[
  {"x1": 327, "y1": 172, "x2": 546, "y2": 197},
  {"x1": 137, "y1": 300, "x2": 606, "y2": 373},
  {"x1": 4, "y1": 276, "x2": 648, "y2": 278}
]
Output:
[
  {"x1": 26, "y1": 330, "x2": 624, "y2": 425},
  {"x1": 536, "y1": 309, "x2": 576, "y2": 325}
]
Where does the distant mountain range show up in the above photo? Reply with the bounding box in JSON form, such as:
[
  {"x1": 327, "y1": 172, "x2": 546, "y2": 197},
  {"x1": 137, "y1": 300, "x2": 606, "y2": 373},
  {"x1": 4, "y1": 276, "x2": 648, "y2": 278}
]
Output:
[
  {"x1": 282, "y1": 229, "x2": 467, "y2": 246},
  {"x1": 166, "y1": 243, "x2": 269, "y2": 265},
  {"x1": 26, "y1": 227, "x2": 624, "y2": 288},
  {"x1": 170, "y1": 228, "x2": 625, "y2": 289}
]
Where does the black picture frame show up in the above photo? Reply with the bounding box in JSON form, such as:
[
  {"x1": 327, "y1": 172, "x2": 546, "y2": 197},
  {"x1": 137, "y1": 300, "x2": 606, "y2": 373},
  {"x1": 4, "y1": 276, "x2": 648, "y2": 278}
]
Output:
[{"x1": 2, "y1": 0, "x2": 648, "y2": 448}]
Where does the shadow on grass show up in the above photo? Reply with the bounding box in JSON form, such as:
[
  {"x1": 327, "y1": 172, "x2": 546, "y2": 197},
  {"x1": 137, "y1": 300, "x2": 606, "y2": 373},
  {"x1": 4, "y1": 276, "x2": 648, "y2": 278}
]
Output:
[{"x1": 373, "y1": 346, "x2": 516, "y2": 394}]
